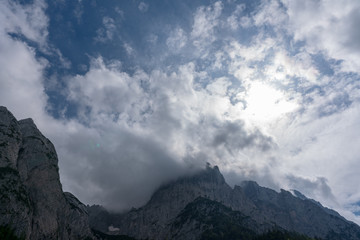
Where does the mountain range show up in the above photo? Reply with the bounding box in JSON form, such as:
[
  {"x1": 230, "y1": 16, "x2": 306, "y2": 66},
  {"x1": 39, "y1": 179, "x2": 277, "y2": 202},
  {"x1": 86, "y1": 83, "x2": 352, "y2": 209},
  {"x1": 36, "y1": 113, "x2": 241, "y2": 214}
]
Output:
[{"x1": 1, "y1": 106, "x2": 360, "y2": 240}]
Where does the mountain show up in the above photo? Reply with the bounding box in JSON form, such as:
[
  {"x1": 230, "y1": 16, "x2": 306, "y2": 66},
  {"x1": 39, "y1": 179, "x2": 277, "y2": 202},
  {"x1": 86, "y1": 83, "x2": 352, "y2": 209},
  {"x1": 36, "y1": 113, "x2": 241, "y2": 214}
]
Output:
[
  {"x1": 0, "y1": 106, "x2": 94, "y2": 239},
  {"x1": 2, "y1": 105, "x2": 360, "y2": 240},
  {"x1": 89, "y1": 165, "x2": 360, "y2": 240}
]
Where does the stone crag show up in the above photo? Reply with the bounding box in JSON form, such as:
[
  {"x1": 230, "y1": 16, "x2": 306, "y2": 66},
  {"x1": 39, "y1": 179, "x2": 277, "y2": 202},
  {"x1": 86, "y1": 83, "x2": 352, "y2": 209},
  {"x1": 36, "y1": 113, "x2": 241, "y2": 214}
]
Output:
[{"x1": 0, "y1": 106, "x2": 94, "y2": 240}]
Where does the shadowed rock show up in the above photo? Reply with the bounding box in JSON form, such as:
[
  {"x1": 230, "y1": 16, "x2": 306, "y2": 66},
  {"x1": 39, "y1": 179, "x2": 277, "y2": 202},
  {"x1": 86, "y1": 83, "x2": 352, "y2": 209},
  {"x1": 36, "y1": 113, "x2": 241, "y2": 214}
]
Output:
[{"x1": 0, "y1": 106, "x2": 94, "y2": 240}]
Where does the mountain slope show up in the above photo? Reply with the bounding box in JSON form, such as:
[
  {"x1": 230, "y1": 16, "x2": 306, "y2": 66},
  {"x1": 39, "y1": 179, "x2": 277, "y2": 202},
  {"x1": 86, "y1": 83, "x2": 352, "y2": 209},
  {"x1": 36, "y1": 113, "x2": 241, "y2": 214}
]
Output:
[
  {"x1": 0, "y1": 106, "x2": 94, "y2": 240},
  {"x1": 169, "y1": 196, "x2": 262, "y2": 240},
  {"x1": 90, "y1": 165, "x2": 360, "y2": 240},
  {"x1": 171, "y1": 197, "x2": 319, "y2": 240}
]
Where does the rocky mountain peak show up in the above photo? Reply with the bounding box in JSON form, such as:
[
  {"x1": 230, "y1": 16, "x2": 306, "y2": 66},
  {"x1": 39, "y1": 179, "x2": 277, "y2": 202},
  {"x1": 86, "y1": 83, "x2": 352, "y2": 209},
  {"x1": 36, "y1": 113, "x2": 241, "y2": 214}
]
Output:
[
  {"x1": 18, "y1": 118, "x2": 45, "y2": 136},
  {"x1": 0, "y1": 106, "x2": 94, "y2": 239},
  {"x1": 0, "y1": 106, "x2": 16, "y2": 125},
  {"x1": 185, "y1": 164, "x2": 226, "y2": 185},
  {"x1": 290, "y1": 189, "x2": 308, "y2": 200},
  {"x1": 17, "y1": 116, "x2": 58, "y2": 177},
  {"x1": 18, "y1": 118, "x2": 35, "y2": 125},
  {"x1": 95, "y1": 165, "x2": 360, "y2": 240}
]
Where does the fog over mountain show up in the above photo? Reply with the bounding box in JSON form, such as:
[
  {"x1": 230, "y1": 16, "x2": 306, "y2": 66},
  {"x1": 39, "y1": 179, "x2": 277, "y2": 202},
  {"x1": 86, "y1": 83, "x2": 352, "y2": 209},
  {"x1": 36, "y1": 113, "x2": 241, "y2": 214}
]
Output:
[
  {"x1": 1, "y1": 107, "x2": 360, "y2": 240},
  {"x1": 1, "y1": 0, "x2": 360, "y2": 225}
]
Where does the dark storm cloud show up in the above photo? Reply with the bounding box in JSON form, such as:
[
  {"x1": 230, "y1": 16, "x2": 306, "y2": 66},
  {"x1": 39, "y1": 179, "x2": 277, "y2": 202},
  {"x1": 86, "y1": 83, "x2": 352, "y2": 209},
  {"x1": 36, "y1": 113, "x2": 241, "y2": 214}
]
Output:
[
  {"x1": 61, "y1": 125, "x2": 196, "y2": 211},
  {"x1": 212, "y1": 120, "x2": 275, "y2": 152}
]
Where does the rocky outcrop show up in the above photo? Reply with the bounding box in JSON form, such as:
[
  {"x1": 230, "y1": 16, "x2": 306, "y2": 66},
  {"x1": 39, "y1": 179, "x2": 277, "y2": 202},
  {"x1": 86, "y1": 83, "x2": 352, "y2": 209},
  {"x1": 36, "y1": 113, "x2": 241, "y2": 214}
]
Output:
[
  {"x1": 88, "y1": 205, "x2": 114, "y2": 234},
  {"x1": 109, "y1": 165, "x2": 235, "y2": 239},
  {"x1": 98, "y1": 165, "x2": 360, "y2": 240},
  {"x1": 0, "y1": 107, "x2": 32, "y2": 239},
  {"x1": 0, "y1": 106, "x2": 94, "y2": 239},
  {"x1": 239, "y1": 181, "x2": 360, "y2": 240},
  {"x1": 168, "y1": 197, "x2": 262, "y2": 240}
]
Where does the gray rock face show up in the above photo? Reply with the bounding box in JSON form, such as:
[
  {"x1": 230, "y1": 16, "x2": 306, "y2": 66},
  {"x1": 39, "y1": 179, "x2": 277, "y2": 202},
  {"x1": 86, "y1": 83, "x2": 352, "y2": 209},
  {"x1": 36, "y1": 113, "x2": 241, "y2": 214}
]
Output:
[
  {"x1": 102, "y1": 165, "x2": 360, "y2": 240},
  {"x1": 64, "y1": 192, "x2": 95, "y2": 240},
  {"x1": 0, "y1": 107, "x2": 32, "y2": 239},
  {"x1": 112, "y1": 165, "x2": 235, "y2": 239},
  {"x1": 88, "y1": 205, "x2": 114, "y2": 233},
  {"x1": 168, "y1": 197, "x2": 270, "y2": 240},
  {"x1": 0, "y1": 106, "x2": 22, "y2": 168},
  {"x1": 240, "y1": 181, "x2": 360, "y2": 240},
  {"x1": 0, "y1": 106, "x2": 94, "y2": 240}
]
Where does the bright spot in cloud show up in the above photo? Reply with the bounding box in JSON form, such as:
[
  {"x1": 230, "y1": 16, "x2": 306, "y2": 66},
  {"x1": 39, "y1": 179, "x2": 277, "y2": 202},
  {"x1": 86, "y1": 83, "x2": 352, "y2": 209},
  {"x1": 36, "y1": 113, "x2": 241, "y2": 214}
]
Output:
[{"x1": 243, "y1": 82, "x2": 298, "y2": 123}]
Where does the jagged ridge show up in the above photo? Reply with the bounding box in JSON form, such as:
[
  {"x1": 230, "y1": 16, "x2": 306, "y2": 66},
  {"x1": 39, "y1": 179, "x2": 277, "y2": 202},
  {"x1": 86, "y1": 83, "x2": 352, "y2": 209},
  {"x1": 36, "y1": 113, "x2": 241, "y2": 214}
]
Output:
[{"x1": 89, "y1": 165, "x2": 360, "y2": 240}]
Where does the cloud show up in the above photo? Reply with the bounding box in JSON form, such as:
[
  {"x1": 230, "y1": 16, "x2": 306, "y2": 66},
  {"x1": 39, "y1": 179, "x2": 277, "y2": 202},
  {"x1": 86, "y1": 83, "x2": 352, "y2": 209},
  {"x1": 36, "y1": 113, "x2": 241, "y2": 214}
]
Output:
[
  {"x1": 67, "y1": 57, "x2": 143, "y2": 120},
  {"x1": 138, "y1": 2, "x2": 149, "y2": 13},
  {"x1": 253, "y1": 0, "x2": 288, "y2": 28},
  {"x1": 0, "y1": 0, "x2": 48, "y2": 47},
  {"x1": 191, "y1": 1, "x2": 223, "y2": 49},
  {"x1": 58, "y1": 120, "x2": 190, "y2": 211},
  {"x1": 60, "y1": 57, "x2": 279, "y2": 210},
  {"x1": 0, "y1": 0, "x2": 48, "y2": 120},
  {"x1": 166, "y1": 28, "x2": 187, "y2": 52},
  {"x1": 94, "y1": 17, "x2": 117, "y2": 43},
  {"x1": 286, "y1": 174, "x2": 337, "y2": 205},
  {"x1": 60, "y1": 1, "x2": 360, "y2": 220},
  {"x1": 281, "y1": 0, "x2": 360, "y2": 72},
  {"x1": 3, "y1": 0, "x2": 360, "y2": 223},
  {"x1": 212, "y1": 120, "x2": 275, "y2": 152},
  {"x1": 123, "y1": 42, "x2": 134, "y2": 56},
  {"x1": 226, "y1": 4, "x2": 246, "y2": 30}
]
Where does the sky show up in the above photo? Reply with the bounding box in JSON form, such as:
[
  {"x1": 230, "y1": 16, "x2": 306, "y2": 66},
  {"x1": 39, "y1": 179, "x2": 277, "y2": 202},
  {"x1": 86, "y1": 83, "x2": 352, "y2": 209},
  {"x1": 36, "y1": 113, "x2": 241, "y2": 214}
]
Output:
[{"x1": 1, "y1": 0, "x2": 360, "y2": 223}]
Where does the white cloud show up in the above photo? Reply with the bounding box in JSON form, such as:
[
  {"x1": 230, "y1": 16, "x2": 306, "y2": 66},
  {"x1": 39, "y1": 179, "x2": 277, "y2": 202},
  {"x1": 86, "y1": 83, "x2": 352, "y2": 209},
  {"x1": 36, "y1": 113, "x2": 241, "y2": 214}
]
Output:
[
  {"x1": 67, "y1": 57, "x2": 144, "y2": 122},
  {"x1": 59, "y1": 0, "x2": 360, "y2": 223},
  {"x1": 115, "y1": 7, "x2": 124, "y2": 18},
  {"x1": 138, "y1": 2, "x2": 149, "y2": 13},
  {"x1": 239, "y1": 16, "x2": 252, "y2": 28},
  {"x1": 253, "y1": 0, "x2": 288, "y2": 29},
  {"x1": 94, "y1": 17, "x2": 117, "y2": 43},
  {"x1": 191, "y1": 1, "x2": 223, "y2": 49},
  {"x1": 264, "y1": 50, "x2": 319, "y2": 84},
  {"x1": 60, "y1": 58, "x2": 278, "y2": 210},
  {"x1": 256, "y1": 0, "x2": 360, "y2": 73},
  {"x1": 123, "y1": 42, "x2": 134, "y2": 56},
  {"x1": 0, "y1": 0, "x2": 49, "y2": 120},
  {"x1": 272, "y1": 101, "x2": 360, "y2": 223},
  {"x1": 166, "y1": 28, "x2": 188, "y2": 52},
  {"x1": 0, "y1": 0, "x2": 48, "y2": 47},
  {"x1": 226, "y1": 4, "x2": 246, "y2": 30},
  {"x1": 206, "y1": 77, "x2": 231, "y2": 96},
  {"x1": 241, "y1": 82, "x2": 298, "y2": 124}
]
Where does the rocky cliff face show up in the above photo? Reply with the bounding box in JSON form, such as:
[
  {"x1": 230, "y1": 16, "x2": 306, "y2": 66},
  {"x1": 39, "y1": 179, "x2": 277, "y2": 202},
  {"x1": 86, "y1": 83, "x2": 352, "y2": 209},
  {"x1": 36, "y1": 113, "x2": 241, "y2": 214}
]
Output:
[
  {"x1": 93, "y1": 165, "x2": 360, "y2": 240},
  {"x1": 0, "y1": 106, "x2": 94, "y2": 240},
  {"x1": 109, "y1": 165, "x2": 235, "y2": 239}
]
